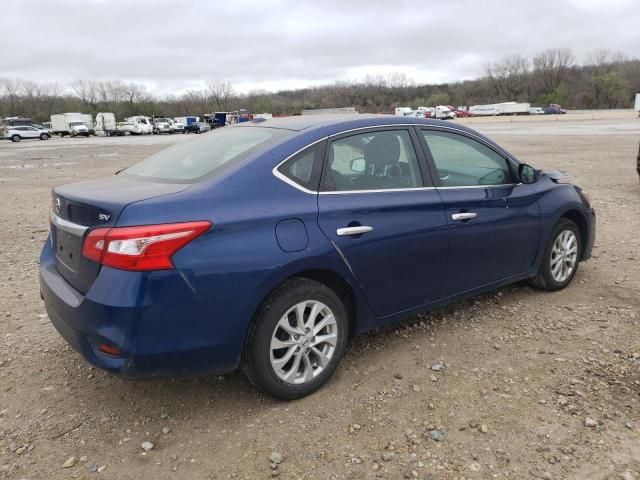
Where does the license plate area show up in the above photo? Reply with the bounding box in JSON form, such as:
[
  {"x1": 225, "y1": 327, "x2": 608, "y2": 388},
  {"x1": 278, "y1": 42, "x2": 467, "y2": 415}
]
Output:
[{"x1": 55, "y1": 228, "x2": 83, "y2": 272}]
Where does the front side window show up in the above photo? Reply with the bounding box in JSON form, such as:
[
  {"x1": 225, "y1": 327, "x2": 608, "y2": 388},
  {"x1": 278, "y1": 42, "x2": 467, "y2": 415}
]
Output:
[
  {"x1": 322, "y1": 130, "x2": 423, "y2": 192},
  {"x1": 124, "y1": 126, "x2": 288, "y2": 182},
  {"x1": 422, "y1": 130, "x2": 513, "y2": 187}
]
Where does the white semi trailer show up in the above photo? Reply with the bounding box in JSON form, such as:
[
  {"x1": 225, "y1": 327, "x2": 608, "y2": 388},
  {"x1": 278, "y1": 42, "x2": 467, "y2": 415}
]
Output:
[
  {"x1": 469, "y1": 102, "x2": 530, "y2": 116},
  {"x1": 634, "y1": 93, "x2": 639, "y2": 116},
  {"x1": 95, "y1": 112, "x2": 125, "y2": 136}
]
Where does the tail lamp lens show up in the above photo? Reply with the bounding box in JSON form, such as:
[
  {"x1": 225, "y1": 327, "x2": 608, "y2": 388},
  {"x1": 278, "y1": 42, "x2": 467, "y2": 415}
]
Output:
[{"x1": 82, "y1": 221, "x2": 211, "y2": 271}]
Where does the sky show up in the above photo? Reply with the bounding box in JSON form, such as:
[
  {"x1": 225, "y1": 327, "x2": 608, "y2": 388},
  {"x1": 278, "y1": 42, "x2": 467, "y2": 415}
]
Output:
[{"x1": 1, "y1": 0, "x2": 639, "y2": 96}]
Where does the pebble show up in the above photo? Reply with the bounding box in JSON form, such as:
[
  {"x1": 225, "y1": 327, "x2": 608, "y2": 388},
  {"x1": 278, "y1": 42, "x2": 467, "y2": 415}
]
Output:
[
  {"x1": 393, "y1": 372, "x2": 403, "y2": 380},
  {"x1": 412, "y1": 384, "x2": 421, "y2": 392},
  {"x1": 427, "y1": 428, "x2": 446, "y2": 442},
  {"x1": 480, "y1": 424, "x2": 489, "y2": 433},
  {"x1": 269, "y1": 452, "x2": 283, "y2": 464},
  {"x1": 625, "y1": 421, "x2": 634, "y2": 430},
  {"x1": 381, "y1": 451, "x2": 394, "y2": 462},
  {"x1": 62, "y1": 456, "x2": 75, "y2": 468},
  {"x1": 162, "y1": 427, "x2": 171, "y2": 434},
  {"x1": 431, "y1": 361, "x2": 445, "y2": 371},
  {"x1": 584, "y1": 417, "x2": 598, "y2": 428},
  {"x1": 141, "y1": 441, "x2": 154, "y2": 452},
  {"x1": 97, "y1": 465, "x2": 106, "y2": 473}
]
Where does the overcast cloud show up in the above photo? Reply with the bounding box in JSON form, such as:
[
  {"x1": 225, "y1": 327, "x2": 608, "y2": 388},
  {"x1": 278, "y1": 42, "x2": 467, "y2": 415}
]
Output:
[{"x1": 1, "y1": 0, "x2": 639, "y2": 95}]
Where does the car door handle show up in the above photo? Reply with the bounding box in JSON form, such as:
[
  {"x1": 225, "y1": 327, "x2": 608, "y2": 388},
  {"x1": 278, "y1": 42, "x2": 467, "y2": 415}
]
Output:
[
  {"x1": 336, "y1": 226, "x2": 373, "y2": 236},
  {"x1": 451, "y1": 212, "x2": 477, "y2": 221}
]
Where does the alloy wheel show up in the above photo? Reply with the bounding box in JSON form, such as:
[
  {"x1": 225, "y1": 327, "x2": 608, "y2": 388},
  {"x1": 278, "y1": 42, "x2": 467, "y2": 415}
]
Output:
[
  {"x1": 270, "y1": 300, "x2": 338, "y2": 385},
  {"x1": 550, "y1": 229, "x2": 578, "y2": 283}
]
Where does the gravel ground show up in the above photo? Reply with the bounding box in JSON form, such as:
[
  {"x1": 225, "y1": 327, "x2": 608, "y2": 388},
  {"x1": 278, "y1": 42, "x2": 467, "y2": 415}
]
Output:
[{"x1": 0, "y1": 114, "x2": 639, "y2": 480}]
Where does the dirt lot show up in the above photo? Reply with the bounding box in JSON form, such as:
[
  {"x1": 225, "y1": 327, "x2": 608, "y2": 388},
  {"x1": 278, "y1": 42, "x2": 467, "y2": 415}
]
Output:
[{"x1": 1, "y1": 113, "x2": 639, "y2": 480}]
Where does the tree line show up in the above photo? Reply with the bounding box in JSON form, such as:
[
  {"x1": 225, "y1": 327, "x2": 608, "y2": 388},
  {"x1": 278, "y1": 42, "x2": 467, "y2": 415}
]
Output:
[{"x1": 1, "y1": 47, "x2": 638, "y2": 123}]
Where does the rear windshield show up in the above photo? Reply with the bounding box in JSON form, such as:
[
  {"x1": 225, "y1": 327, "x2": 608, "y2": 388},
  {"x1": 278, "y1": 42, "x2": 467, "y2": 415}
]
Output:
[{"x1": 123, "y1": 126, "x2": 287, "y2": 182}]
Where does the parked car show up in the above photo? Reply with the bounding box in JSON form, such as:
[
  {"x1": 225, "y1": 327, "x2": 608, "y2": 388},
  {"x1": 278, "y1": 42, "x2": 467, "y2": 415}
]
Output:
[
  {"x1": 447, "y1": 106, "x2": 472, "y2": 117},
  {"x1": 543, "y1": 104, "x2": 567, "y2": 114},
  {"x1": 4, "y1": 125, "x2": 51, "y2": 142},
  {"x1": 184, "y1": 121, "x2": 211, "y2": 134},
  {"x1": 529, "y1": 107, "x2": 545, "y2": 115},
  {"x1": 41, "y1": 115, "x2": 595, "y2": 399},
  {"x1": 169, "y1": 119, "x2": 185, "y2": 134}
]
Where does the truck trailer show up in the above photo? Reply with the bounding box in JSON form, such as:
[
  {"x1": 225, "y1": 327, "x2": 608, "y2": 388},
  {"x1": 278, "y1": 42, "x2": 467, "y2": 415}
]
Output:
[
  {"x1": 469, "y1": 102, "x2": 530, "y2": 116},
  {"x1": 94, "y1": 112, "x2": 125, "y2": 136}
]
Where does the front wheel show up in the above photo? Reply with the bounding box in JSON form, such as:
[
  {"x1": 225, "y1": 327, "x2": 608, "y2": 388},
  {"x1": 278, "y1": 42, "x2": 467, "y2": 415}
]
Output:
[
  {"x1": 242, "y1": 278, "x2": 349, "y2": 399},
  {"x1": 40, "y1": 133, "x2": 49, "y2": 140},
  {"x1": 11, "y1": 135, "x2": 20, "y2": 142},
  {"x1": 528, "y1": 218, "x2": 581, "y2": 291}
]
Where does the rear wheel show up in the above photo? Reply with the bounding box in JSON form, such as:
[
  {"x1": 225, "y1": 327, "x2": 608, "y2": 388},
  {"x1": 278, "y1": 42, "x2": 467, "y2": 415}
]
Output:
[
  {"x1": 242, "y1": 278, "x2": 349, "y2": 399},
  {"x1": 528, "y1": 218, "x2": 581, "y2": 291},
  {"x1": 11, "y1": 135, "x2": 20, "y2": 142}
]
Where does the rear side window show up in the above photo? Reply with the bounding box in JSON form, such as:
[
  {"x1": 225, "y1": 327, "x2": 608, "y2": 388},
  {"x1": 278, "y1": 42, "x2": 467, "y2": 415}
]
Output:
[
  {"x1": 422, "y1": 130, "x2": 513, "y2": 187},
  {"x1": 321, "y1": 130, "x2": 423, "y2": 192},
  {"x1": 124, "y1": 126, "x2": 288, "y2": 182},
  {"x1": 276, "y1": 142, "x2": 324, "y2": 191}
]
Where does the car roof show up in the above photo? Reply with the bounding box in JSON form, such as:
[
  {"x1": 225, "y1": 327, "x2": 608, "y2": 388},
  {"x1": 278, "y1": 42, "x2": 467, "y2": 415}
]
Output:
[{"x1": 237, "y1": 113, "x2": 488, "y2": 141}]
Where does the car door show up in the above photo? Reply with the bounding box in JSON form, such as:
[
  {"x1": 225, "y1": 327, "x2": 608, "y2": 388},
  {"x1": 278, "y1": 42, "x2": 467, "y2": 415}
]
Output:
[
  {"x1": 317, "y1": 127, "x2": 448, "y2": 318},
  {"x1": 23, "y1": 126, "x2": 38, "y2": 138},
  {"x1": 418, "y1": 128, "x2": 541, "y2": 297}
]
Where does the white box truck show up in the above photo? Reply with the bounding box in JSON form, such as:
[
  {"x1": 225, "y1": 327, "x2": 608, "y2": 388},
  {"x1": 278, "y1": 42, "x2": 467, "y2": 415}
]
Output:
[
  {"x1": 469, "y1": 102, "x2": 530, "y2": 116},
  {"x1": 50, "y1": 113, "x2": 91, "y2": 137},
  {"x1": 95, "y1": 112, "x2": 125, "y2": 136},
  {"x1": 634, "y1": 93, "x2": 639, "y2": 116}
]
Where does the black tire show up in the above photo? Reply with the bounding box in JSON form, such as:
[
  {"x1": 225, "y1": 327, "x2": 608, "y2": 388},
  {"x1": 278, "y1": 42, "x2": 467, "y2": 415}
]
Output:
[
  {"x1": 11, "y1": 135, "x2": 20, "y2": 142},
  {"x1": 241, "y1": 278, "x2": 349, "y2": 399},
  {"x1": 40, "y1": 133, "x2": 49, "y2": 140},
  {"x1": 528, "y1": 218, "x2": 581, "y2": 291}
]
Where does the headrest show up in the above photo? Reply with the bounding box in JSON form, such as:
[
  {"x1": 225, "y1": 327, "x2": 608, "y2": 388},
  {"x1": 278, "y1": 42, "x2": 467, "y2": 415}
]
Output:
[{"x1": 364, "y1": 134, "x2": 400, "y2": 174}]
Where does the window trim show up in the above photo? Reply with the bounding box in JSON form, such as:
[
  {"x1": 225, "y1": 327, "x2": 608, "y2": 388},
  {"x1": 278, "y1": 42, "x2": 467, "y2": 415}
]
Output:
[
  {"x1": 416, "y1": 126, "x2": 519, "y2": 188},
  {"x1": 271, "y1": 123, "x2": 524, "y2": 194}
]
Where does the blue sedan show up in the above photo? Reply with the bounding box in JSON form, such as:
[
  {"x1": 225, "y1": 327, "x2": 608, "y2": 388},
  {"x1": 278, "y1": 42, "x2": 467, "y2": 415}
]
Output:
[{"x1": 40, "y1": 115, "x2": 595, "y2": 399}]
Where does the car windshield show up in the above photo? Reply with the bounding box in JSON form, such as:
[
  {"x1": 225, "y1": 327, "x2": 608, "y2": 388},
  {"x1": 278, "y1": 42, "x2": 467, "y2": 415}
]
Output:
[{"x1": 123, "y1": 126, "x2": 288, "y2": 182}]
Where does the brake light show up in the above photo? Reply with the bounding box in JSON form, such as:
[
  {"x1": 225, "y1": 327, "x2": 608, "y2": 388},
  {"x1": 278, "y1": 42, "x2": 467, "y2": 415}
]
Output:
[{"x1": 82, "y1": 221, "x2": 211, "y2": 271}]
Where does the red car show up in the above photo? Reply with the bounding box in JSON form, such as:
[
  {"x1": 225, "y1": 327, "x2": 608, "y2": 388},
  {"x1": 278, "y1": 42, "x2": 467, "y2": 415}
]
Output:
[{"x1": 448, "y1": 106, "x2": 472, "y2": 117}]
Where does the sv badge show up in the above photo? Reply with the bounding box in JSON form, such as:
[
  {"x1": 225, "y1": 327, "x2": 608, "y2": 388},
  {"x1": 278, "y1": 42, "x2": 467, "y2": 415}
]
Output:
[{"x1": 98, "y1": 213, "x2": 111, "y2": 221}]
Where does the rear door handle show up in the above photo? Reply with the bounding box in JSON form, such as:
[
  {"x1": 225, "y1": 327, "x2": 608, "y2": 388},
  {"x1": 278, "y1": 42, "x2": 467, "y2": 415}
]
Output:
[
  {"x1": 336, "y1": 226, "x2": 373, "y2": 236},
  {"x1": 451, "y1": 212, "x2": 477, "y2": 221}
]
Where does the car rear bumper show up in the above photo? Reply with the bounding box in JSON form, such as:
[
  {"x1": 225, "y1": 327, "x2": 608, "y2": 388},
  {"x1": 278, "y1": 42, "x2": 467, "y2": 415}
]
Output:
[{"x1": 39, "y1": 237, "x2": 243, "y2": 379}]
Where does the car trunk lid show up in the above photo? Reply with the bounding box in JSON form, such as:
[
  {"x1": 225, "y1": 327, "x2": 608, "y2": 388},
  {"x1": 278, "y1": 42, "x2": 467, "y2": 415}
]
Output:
[{"x1": 51, "y1": 175, "x2": 190, "y2": 294}]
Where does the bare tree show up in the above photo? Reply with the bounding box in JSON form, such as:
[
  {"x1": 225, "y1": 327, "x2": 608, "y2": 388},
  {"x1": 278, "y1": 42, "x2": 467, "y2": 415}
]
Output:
[
  {"x1": 71, "y1": 80, "x2": 99, "y2": 108},
  {"x1": 385, "y1": 72, "x2": 414, "y2": 89},
  {"x1": 533, "y1": 48, "x2": 575, "y2": 94},
  {"x1": 486, "y1": 54, "x2": 530, "y2": 100},
  {"x1": 206, "y1": 79, "x2": 235, "y2": 111},
  {"x1": 0, "y1": 78, "x2": 23, "y2": 114}
]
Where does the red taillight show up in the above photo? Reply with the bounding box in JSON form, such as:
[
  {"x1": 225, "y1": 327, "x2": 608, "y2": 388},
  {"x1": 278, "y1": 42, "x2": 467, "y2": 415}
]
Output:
[{"x1": 82, "y1": 221, "x2": 211, "y2": 271}]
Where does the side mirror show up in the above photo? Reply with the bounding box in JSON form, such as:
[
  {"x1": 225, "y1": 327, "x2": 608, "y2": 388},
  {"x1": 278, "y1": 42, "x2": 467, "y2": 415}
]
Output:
[
  {"x1": 350, "y1": 158, "x2": 366, "y2": 173},
  {"x1": 519, "y1": 163, "x2": 537, "y2": 184}
]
